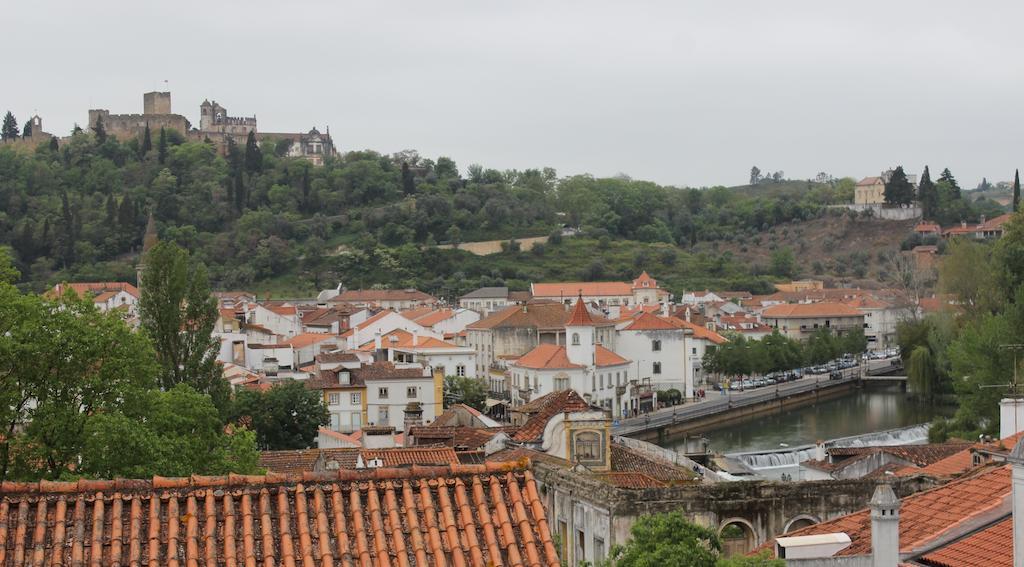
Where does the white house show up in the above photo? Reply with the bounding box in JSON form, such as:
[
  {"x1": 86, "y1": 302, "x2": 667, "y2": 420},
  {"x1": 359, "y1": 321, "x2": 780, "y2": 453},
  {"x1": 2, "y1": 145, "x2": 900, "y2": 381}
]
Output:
[
  {"x1": 400, "y1": 307, "x2": 481, "y2": 336},
  {"x1": 362, "y1": 363, "x2": 440, "y2": 431},
  {"x1": 458, "y1": 287, "x2": 518, "y2": 316},
  {"x1": 357, "y1": 329, "x2": 477, "y2": 378},
  {"x1": 48, "y1": 282, "x2": 140, "y2": 316},
  {"x1": 342, "y1": 310, "x2": 442, "y2": 350},
  {"x1": 245, "y1": 303, "x2": 302, "y2": 338},
  {"x1": 530, "y1": 272, "x2": 669, "y2": 307},
  {"x1": 509, "y1": 299, "x2": 635, "y2": 417}
]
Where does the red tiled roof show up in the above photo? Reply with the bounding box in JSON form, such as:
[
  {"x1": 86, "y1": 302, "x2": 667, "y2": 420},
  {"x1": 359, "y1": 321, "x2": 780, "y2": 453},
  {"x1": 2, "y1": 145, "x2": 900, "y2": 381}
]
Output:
[
  {"x1": 512, "y1": 390, "x2": 591, "y2": 442},
  {"x1": 285, "y1": 333, "x2": 337, "y2": 349},
  {"x1": 856, "y1": 176, "x2": 884, "y2": 186},
  {"x1": 566, "y1": 298, "x2": 595, "y2": 326},
  {"x1": 622, "y1": 312, "x2": 678, "y2": 331},
  {"x1": 631, "y1": 271, "x2": 658, "y2": 289},
  {"x1": 354, "y1": 309, "x2": 394, "y2": 329},
  {"x1": 597, "y1": 472, "x2": 666, "y2": 489},
  {"x1": 918, "y1": 516, "x2": 1011, "y2": 567},
  {"x1": 337, "y1": 289, "x2": 437, "y2": 302},
  {"x1": 0, "y1": 463, "x2": 560, "y2": 567},
  {"x1": 266, "y1": 304, "x2": 298, "y2": 316},
  {"x1": 762, "y1": 302, "x2": 865, "y2": 319},
  {"x1": 408, "y1": 426, "x2": 518, "y2": 450},
  {"x1": 609, "y1": 445, "x2": 696, "y2": 484},
  {"x1": 513, "y1": 344, "x2": 583, "y2": 370},
  {"x1": 409, "y1": 309, "x2": 455, "y2": 327},
  {"x1": 357, "y1": 329, "x2": 457, "y2": 351},
  {"x1": 48, "y1": 282, "x2": 140, "y2": 300},
  {"x1": 360, "y1": 446, "x2": 459, "y2": 467},
  {"x1": 762, "y1": 466, "x2": 1012, "y2": 557},
  {"x1": 258, "y1": 448, "x2": 360, "y2": 473},
  {"x1": 595, "y1": 345, "x2": 630, "y2": 367},
  {"x1": 664, "y1": 317, "x2": 728, "y2": 345},
  {"x1": 898, "y1": 431, "x2": 1024, "y2": 477},
  {"x1": 532, "y1": 282, "x2": 633, "y2": 297}
]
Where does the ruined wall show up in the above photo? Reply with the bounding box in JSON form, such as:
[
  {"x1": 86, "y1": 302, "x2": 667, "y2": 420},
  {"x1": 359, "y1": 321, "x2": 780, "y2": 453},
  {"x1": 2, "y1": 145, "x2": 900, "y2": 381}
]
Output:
[{"x1": 531, "y1": 459, "x2": 938, "y2": 562}]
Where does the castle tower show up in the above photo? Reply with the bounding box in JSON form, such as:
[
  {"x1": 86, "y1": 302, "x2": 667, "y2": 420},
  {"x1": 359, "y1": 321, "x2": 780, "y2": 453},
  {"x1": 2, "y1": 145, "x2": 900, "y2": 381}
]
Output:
[
  {"x1": 200, "y1": 100, "x2": 214, "y2": 131},
  {"x1": 565, "y1": 295, "x2": 596, "y2": 367},
  {"x1": 136, "y1": 212, "x2": 158, "y2": 289},
  {"x1": 143, "y1": 92, "x2": 172, "y2": 115}
]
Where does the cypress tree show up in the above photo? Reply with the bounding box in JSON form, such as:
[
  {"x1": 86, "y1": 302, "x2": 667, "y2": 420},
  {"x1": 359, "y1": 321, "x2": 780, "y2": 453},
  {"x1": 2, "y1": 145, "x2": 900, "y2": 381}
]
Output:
[
  {"x1": 140, "y1": 123, "x2": 152, "y2": 157},
  {"x1": 401, "y1": 162, "x2": 416, "y2": 194},
  {"x1": 157, "y1": 127, "x2": 168, "y2": 164},
  {"x1": 244, "y1": 131, "x2": 262, "y2": 173},
  {"x1": 21, "y1": 121, "x2": 31, "y2": 138},
  {"x1": 938, "y1": 168, "x2": 961, "y2": 199},
  {"x1": 1014, "y1": 169, "x2": 1021, "y2": 213},
  {"x1": 234, "y1": 174, "x2": 246, "y2": 211},
  {"x1": 226, "y1": 137, "x2": 242, "y2": 178},
  {"x1": 1, "y1": 112, "x2": 18, "y2": 141},
  {"x1": 884, "y1": 166, "x2": 914, "y2": 206},
  {"x1": 92, "y1": 114, "x2": 107, "y2": 144},
  {"x1": 918, "y1": 166, "x2": 938, "y2": 220}
]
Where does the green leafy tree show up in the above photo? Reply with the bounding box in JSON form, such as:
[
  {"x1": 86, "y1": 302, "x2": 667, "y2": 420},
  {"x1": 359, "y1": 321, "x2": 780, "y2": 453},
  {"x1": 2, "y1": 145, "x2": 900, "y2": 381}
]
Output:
[
  {"x1": 770, "y1": 247, "x2": 795, "y2": 278},
  {"x1": 883, "y1": 166, "x2": 914, "y2": 206},
  {"x1": 1, "y1": 111, "x2": 18, "y2": 141},
  {"x1": 608, "y1": 511, "x2": 784, "y2": 567},
  {"x1": 401, "y1": 161, "x2": 416, "y2": 194},
  {"x1": 918, "y1": 166, "x2": 938, "y2": 220},
  {"x1": 229, "y1": 380, "x2": 329, "y2": 450},
  {"x1": 939, "y1": 239, "x2": 1004, "y2": 318},
  {"x1": 79, "y1": 385, "x2": 261, "y2": 478},
  {"x1": 139, "y1": 241, "x2": 229, "y2": 410},
  {"x1": 443, "y1": 375, "x2": 488, "y2": 410},
  {"x1": 49, "y1": 136, "x2": 58, "y2": 151},
  {"x1": 0, "y1": 278, "x2": 158, "y2": 481}
]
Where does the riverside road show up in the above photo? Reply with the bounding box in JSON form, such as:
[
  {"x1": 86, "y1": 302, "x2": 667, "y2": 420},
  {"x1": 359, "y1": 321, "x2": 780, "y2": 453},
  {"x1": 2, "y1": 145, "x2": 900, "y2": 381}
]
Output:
[{"x1": 612, "y1": 357, "x2": 902, "y2": 438}]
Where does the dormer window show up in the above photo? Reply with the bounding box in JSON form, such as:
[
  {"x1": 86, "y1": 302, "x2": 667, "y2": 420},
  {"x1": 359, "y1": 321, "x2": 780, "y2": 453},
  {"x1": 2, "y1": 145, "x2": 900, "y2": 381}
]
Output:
[
  {"x1": 572, "y1": 333, "x2": 580, "y2": 346},
  {"x1": 574, "y1": 431, "x2": 602, "y2": 463}
]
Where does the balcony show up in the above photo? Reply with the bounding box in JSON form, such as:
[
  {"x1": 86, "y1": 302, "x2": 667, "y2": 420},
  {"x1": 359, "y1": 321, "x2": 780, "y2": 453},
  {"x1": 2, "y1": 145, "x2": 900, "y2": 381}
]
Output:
[{"x1": 489, "y1": 390, "x2": 511, "y2": 401}]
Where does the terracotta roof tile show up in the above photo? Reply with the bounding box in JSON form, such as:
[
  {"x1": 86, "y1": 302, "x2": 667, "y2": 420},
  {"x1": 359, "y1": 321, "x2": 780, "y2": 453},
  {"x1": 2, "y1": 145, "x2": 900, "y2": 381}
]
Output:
[
  {"x1": 361, "y1": 447, "x2": 460, "y2": 467},
  {"x1": 760, "y1": 465, "x2": 1012, "y2": 557},
  {"x1": 337, "y1": 289, "x2": 437, "y2": 302},
  {"x1": 48, "y1": 282, "x2": 140, "y2": 300},
  {"x1": 622, "y1": 312, "x2": 678, "y2": 330},
  {"x1": 258, "y1": 449, "x2": 360, "y2": 473},
  {"x1": 762, "y1": 302, "x2": 865, "y2": 318},
  {"x1": 468, "y1": 303, "x2": 572, "y2": 331},
  {"x1": 609, "y1": 445, "x2": 697, "y2": 484},
  {"x1": 285, "y1": 333, "x2": 337, "y2": 349},
  {"x1": 595, "y1": 345, "x2": 630, "y2": 367},
  {"x1": 512, "y1": 390, "x2": 591, "y2": 442},
  {"x1": 596, "y1": 472, "x2": 666, "y2": 489},
  {"x1": 566, "y1": 298, "x2": 596, "y2": 326},
  {"x1": 0, "y1": 463, "x2": 559, "y2": 567},
  {"x1": 408, "y1": 426, "x2": 518, "y2": 450},
  {"x1": 513, "y1": 344, "x2": 583, "y2": 370},
  {"x1": 358, "y1": 329, "x2": 458, "y2": 351},
  {"x1": 532, "y1": 282, "x2": 633, "y2": 297},
  {"x1": 918, "y1": 516, "x2": 1011, "y2": 567}
]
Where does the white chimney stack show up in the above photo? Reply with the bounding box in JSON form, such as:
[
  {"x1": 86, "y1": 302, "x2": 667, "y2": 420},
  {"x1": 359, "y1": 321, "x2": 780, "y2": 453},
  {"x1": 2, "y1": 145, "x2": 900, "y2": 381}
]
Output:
[
  {"x1": 1002, "y1": 398, "x2": 1024, "y2": 439},
  {"x1": 374, "y1": 332, "x2": 383, "y2": 351},
  {"x1": 814, "y1": 440, "x2": 827, "y2": 462},
  {"x1": 1010, "y1": 437, "x2": 1024, "y2": 567},
  {"x1": 869, "y1": 483, "x2": 901, "y2": 567}
]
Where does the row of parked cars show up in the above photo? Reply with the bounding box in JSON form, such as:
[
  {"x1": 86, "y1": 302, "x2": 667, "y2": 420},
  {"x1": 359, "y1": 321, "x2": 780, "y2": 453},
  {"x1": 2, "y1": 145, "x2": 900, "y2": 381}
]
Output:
[
  {"x1": 863, "y1": 348, "x2": 900, "y2": 360},
  {"x1": 726, "y1": 354, "x2": 865, "y2": 391}
]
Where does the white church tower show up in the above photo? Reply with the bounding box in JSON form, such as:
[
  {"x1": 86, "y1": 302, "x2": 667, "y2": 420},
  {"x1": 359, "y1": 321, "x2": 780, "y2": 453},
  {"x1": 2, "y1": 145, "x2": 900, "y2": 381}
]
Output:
[{"x1": 565, "y1": 295, "x2": 596, "y2": 367}]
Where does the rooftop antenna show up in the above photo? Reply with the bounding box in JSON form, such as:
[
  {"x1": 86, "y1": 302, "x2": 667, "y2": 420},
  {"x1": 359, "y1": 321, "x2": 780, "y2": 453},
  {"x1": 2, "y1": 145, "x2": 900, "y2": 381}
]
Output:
[{"x1": 980, "y1": 344, "x2": 1024, "y2": 436}]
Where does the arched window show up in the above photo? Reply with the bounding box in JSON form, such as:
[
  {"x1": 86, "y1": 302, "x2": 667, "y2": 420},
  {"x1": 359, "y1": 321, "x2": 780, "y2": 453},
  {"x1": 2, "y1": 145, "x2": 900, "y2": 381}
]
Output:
[
  {"x1": 572, "y1": 333, "x2": 580, "y2": 345},
  {"x1": 574, "y1": 431, "x2": 602, "y2": 462}
]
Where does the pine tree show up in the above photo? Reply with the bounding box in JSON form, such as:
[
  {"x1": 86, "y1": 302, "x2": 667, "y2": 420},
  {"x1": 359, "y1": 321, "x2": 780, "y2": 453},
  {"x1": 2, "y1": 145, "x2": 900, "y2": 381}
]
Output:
[
  {"x1": 140, "y1": 124, "x2": 152, "y2": 158},
  {"x1": 1, "y1": 112, "x2": 18, "y2": 141},
  {"x1": 884, "y1": 166, "x2": 915, "y2": 206},
  {"x1": 918, "y1": 166, "x2": 938, "y2": 220},
  {"x1": 1014, "y1": 169, "x2": 1021, "y2": 213},
  {"x1": 244, "y1": 131, "x2": 262, "y2": 173},
  {"x1": 92, "y1": 114, "x2": 107, "y2": 144},
  {"x1": 21, "y1": 121, "x2": 31, "y2": 138},
  {"x1": 157, "y1": 127, "x2": 168, "y2": 164},
  {"x1": 401, "y1": 162, "x2": 416, "y2": 195},
  {"x1": 72, "y1": 123, "x2": 82, "y2": 135},
  {"x1": 938, "y1": 168, "x2": 961, "y2": 199}
]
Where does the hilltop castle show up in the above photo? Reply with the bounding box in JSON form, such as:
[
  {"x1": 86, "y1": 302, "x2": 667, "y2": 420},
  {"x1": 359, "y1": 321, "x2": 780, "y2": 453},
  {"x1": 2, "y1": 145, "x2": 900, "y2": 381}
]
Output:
[{"x1": 87, "y1": 91, "x2": 336, "y2": 165}]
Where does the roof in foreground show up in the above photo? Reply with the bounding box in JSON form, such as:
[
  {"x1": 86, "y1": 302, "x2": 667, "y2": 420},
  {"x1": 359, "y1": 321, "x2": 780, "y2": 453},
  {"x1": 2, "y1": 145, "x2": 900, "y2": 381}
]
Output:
[
  {"x1": 0, "y1": 462, "x2": 560, "y2": 567},
  {"x1": 759, "y1": 465, "x2": 1011, "y2": 558}
]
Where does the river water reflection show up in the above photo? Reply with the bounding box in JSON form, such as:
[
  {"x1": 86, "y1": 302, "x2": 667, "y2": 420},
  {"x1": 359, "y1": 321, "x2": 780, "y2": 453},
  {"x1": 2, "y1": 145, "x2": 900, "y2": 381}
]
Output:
[{"x1": 663, "y1": 385, "x2": 955, "y2": 455}]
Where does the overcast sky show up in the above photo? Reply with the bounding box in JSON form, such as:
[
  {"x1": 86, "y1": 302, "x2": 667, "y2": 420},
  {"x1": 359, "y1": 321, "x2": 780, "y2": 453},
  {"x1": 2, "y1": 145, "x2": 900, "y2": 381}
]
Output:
[{"x1": 6, "y1": 1, "x2": 1022, "y2": 187}]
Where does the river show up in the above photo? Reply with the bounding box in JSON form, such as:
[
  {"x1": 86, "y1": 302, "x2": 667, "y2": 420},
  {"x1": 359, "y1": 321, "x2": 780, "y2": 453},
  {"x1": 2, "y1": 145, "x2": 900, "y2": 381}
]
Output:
[{"x1": 662, "y1": 384, "x2": 954, "y2": 456}]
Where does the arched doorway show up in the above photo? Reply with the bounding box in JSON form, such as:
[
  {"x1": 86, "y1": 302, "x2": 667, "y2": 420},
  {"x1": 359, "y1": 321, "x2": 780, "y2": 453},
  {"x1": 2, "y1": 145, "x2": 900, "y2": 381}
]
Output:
[
  {"x1": 784, "y1": 515, "x2": 820, "y2": 534},
  {"x1": 719, "y1": 518, "x2": 756, "y2": 557}
]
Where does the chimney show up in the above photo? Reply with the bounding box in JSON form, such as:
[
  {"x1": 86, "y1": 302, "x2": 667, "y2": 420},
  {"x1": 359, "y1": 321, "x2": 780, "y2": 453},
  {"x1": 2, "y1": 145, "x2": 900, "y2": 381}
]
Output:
[
  {"x1": 814, "y1": 440, "x2": 827, "y2": 462},
  {"x1": 403, "y1": 401, "x2": 423, "y2": 446},
  {"x1": 1009, "y1": 437, "x2": 1024, "y2": 567},
  {"x1": 981, "y1": 214, "x2": 987, "y2": 225},
  {"x1": 961, "y1": 220, "x2": 968, "y2": 229},
  {"x1": 1001, "y1": 398, "x2": 1024, "y2": 439},
  {"x1": 374, "y1": 332, "x2": 383, "y2": 351},
  {"x1": 412, "y1": 332, "x2": 419, "y2": 347},
  {"x1": 869, "y1": 483, "x2": 901, "y2": 567}
]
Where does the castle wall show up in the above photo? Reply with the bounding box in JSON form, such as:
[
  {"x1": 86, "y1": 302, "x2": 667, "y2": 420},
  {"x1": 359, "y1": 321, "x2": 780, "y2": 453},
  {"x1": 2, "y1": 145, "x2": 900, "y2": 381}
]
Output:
[{"x1": 88, "y1": 109, "x2": 189, "y2": 141}]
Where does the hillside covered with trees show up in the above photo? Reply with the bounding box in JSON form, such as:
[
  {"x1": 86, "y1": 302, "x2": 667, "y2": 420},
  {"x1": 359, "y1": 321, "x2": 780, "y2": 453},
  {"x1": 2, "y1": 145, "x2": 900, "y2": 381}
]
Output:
[{"x1": 0, "y1": 126, "x2": 1001, "y2": 297}]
